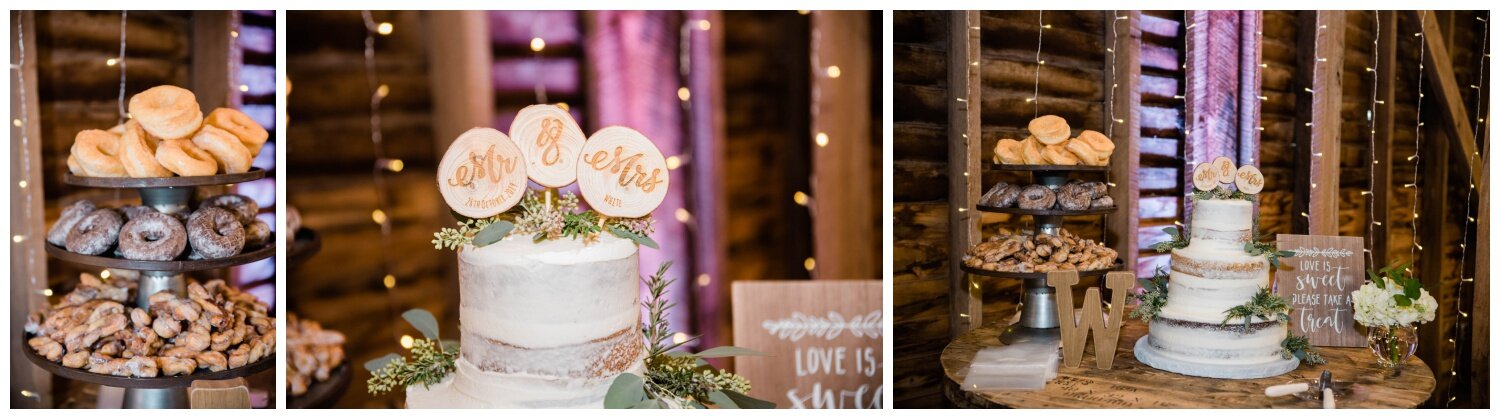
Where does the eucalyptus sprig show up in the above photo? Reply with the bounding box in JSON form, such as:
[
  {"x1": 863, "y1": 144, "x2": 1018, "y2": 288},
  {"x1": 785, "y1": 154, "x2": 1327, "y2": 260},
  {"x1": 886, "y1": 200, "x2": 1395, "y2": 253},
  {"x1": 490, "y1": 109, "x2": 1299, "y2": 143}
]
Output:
[
  {"x1": 1148, "y1": 225, "x2": 1190, "y2": 252},
  {"x1": 1191, "y1": 185, "x2": 1254, "y2": 202},
  {"x1": 605, "y1": 262, "x2": 774, "y2": 409},
  {"x1": 1281, "y1": 332, "x2": 1327, "y2": 365},
  {"x1": 1129, "y1": 267, "x2": 1170, "y2": 323},
  {"x1": 1245, "y1": 239, "x2": 1295, "y2": 270},
  {"x1": 365, "y1": 309, "x2": 459, "y2": 395},
  {"x1": 1221, "y1": 287, "x2": 1291, "y2": 332}
]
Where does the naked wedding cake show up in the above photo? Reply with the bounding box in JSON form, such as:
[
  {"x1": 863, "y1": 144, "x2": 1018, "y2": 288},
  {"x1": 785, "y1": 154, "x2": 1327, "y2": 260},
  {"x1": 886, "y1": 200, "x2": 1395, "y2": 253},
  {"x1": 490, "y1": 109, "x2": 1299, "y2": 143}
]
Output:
[
  {"x1": 1133, "y1": 197, "x2": 1300, "y2": 379},
  {"x1": 406, "y1": 234, "x2": 645, "y2": 408}
]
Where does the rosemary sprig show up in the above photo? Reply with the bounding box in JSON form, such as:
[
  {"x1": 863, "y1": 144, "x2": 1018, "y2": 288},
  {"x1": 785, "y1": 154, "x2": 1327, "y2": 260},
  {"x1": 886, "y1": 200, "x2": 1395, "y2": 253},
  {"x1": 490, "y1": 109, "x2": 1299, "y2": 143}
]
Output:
[
  {"x1": 1129, "y1": 267, "x2": 1170, "y2": 323},
  {"x1": 1281, "y1": 332, "x2": 1327, "y2": 364},
  {"x1": 1221, "y1": 287, "x2": 1291, "y2": 332},
  {"x1": 431, "y1": 190, "x2": 658, "y2": 250},
  {"x1": 366, "y1": 338, "x2": 458, "y2": 395},
  {"x1": 1191, "y1": 185, "x2": 1254, "y2": 202}
]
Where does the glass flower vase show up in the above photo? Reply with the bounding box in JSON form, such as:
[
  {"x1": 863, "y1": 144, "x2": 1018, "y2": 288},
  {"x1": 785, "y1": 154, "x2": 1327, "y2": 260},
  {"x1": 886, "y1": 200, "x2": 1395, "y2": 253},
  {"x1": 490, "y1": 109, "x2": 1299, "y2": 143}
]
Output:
[{"x1": 1367, "y1": 325, "x2": 1418, "y2": 374}]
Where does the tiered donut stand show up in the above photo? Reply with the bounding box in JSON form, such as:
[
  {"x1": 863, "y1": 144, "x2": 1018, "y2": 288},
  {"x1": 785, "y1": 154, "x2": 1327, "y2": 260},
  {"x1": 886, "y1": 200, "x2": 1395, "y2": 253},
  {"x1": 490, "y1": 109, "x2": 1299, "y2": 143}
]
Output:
[
  {"x1": 26, "y1": 169, "x2": 275, "y2": 408},
  {"x1": 286, "y1": 226, "x2": 354, "y2": 409},
  {"x1": 961, "y1": 163, "x2": 1122, "y2": 345}
]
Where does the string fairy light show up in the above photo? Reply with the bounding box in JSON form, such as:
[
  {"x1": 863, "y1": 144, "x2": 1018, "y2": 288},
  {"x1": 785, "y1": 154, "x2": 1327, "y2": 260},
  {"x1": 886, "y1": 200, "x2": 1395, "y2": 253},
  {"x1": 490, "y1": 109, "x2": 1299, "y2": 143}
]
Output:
[
  {"x1": 1366, "y1": 12, "x2": 1380, "y2": 269},
  {"x1": 1445, "y1": 11, "x2": 1486, "y2": 408},
  {"x1": 1030, "y1": 11, "x2": 1045, "y2": 117},
  {"x1": 117, "y1": 11, "x2": 128, "y2": 124},
  {"x1": 360, "y1": 11, "x2": 399, "y2": 343},
  {"x1": 1410, "y1": 11, "x2": 1427, "y2": 265}
]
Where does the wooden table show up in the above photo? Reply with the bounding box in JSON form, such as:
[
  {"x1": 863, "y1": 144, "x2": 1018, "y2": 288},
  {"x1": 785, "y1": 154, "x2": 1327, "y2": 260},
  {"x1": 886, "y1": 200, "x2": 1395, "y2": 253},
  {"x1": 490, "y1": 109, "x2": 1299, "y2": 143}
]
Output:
[{"x1": 942, "y1": 321, "x2": 1435, "y2": 408}]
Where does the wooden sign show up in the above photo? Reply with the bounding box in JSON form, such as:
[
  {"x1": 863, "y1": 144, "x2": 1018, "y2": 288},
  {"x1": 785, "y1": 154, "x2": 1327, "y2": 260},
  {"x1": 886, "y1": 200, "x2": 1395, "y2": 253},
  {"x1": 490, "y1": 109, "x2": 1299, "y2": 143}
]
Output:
[
  {"x1": 437, "y1": 127, "x2": 528, "y2": 218},
  {"x1": 1191, "y1": 163, "x2": 1218, "y2": 191},
  {"x1": 577, "y1": 126, "x2": 669, "y2": 218},
  {"x1": 1211, "y1": 156, "x2": 1236, "y2": 183},
  {"x1": 1235, "y1": 165, "x2": 1265, "y2": 194},
  {"x1": 731, "y1": 280, "x2": 882, "y2": 409},
  {"x1": 509, "y1": 104, "x2": 586, "y2": 187},
  {"x1": 1049, "y1": 271, "x2": 1133, "y2": 369},
  {"x1": 1274, "y1": 234, "x2": 1367, "y2": 347}
]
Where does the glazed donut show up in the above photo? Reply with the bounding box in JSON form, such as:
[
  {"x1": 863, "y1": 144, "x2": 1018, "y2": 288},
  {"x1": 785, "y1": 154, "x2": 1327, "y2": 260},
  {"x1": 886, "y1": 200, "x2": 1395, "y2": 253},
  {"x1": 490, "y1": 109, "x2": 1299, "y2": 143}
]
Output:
[
  {"x1": 202, "y1": 194, "x2": 259, "y2": 226},
  {"x1": 67, "y1": 155, "x2": 85, "y2": 175},
  {"x1": 1020, "y1": 136, "x2": 1046, "y2": 165},
  {"x1": 65, "y1": 209, "x2": 124, "y2": 255},
  {"x1": 1075, "y1": 130, "x2": 1116, "y2": 161},
  {"x1": 71, "y1": 130, "x2": 127, "y2": 177},
  {"x1": 204, "y1": 108, "x2": 268, "y2": 156},
  {"x1": 192, "y1": 125, "x2": 253, "y2": 174},
  {"x1": 993, "y1": 139, "x2": 1024, "y2": 165},
  {"x1": 244, "y1": 219, "x2": 272, "y2": 248},
  {"x1": 1017, "y1": 185, "x2": 1057, "y2": 210},
  {"x1": 156, "y1": 139, "x2": 218, "y2": 177},
  {"x1": 1056, "y1": 183, "x2": 1092, "y2": 210},
  {"x1": 128, "y1": 85, "x2": 203, "y2": 140},
  {"x1": 47, "y1": 200, "x2": 97, "y2": 247},
  {"x1": 119, "y1": 205, "x2": 158, "y2": 221},
  {"x1": 1028, "y1": 115, "x2": 1071, "y2": 145},
  {"x1": 119, "y1": 121, "x2": 174, "y2": 178},
  {"x1": 1042, "y1": 144, "x2": 1080, "y2": 165},
  {"x1": 119, "y1": 212, "x2": 187, "y2": 261},
  {"x1": 187, "y1": 207, "x2": 245, "y2": 259}
]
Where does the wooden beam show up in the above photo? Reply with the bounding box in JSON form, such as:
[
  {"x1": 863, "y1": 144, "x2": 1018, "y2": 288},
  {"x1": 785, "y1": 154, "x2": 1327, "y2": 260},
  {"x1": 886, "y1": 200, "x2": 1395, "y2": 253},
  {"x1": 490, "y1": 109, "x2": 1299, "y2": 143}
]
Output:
[
  {"x1": 810, "y1": 11, "x2": 874, "y2": 280},
  {"x1": 1472, "y1": 138, "x2": 1490, "y2": 408},
  {"x1": 424, "y1": 11, "x2": 494, "y2": 149},
  {"x1": 191, "y1": 11, "x2": 238, "y2": 110},
  {"x1": 1291, "y1": 11, "x2": 1344, "y2": 235},
  {"x1": 1417, "y1": 123, "x2": 1452, "y2": 406},
  {"x1": 947, "y1": 10, "x2": 981, "y2": 337},
  {"x1": 1238, "y1": 11, "x2": 1264, "y2": 167},
  {"x1": 1412, "y1": 10, "x2": 1484, "y2": 189},
  {"x1": 9, "y1": 10, "x2": 52, "y2": 408},
  {"x1": 1105, "y1": 11, "x2": 1141, "y2": 273},
  {"x1": 1371, "y1": 10, "x2": 1398, "y2": 270}
]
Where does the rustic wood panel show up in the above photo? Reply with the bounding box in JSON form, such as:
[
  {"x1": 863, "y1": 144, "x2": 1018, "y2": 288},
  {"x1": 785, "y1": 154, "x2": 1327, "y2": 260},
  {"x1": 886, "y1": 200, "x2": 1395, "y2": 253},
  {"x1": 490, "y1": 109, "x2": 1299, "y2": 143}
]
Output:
[
  {"x1": 1413, "y1": 10, "x2": 1483, "y2": 187},
  {"x1": 1371, "y1": 10, "x2": 1398, "y2": 270},
  {"x1": 11, "y1": 10, "x2": 52, "y2": 409},
  {"x1": 1105, "y1": 11, "x2": 1142, "y2": 278},
  {"x1": 810, "y1": 11, "x2": 875, "y2": 280},
  {"x1": 1473, "y1": 151, "x2": 1490, "y2": 407},
  {"x1": 948, "y1": 10, "x2": 982, "y2": 336},
  {"x1": 1292, "y1": 11, "x2": 1344, "y2": 235}
]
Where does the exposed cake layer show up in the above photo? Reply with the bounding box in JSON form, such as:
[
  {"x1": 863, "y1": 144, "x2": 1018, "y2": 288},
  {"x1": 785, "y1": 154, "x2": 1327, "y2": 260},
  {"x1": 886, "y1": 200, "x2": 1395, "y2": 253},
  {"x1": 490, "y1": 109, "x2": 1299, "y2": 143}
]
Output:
[
  {"x1": 1170, "y1": 247, "x2": 1269, "y2": 279},
  {"x1": 1158, "y1": 270, "x2": 1267, "y2": 323},
  {"x1": 407, "y1": 357, "x2": 644, "y2": 409},
  {"x1": 462, "y1": 326, "x2": 641, "y2": 379},
  {"x1": 1144, "y1": 318, "x2": 1287, "y2": 364},
  {"x1": 1188, "y1": 199, "x2": 1254, "y2": 251},
  {"x1": 458, "y1": 234, "x2": 640, "y2": 350}
]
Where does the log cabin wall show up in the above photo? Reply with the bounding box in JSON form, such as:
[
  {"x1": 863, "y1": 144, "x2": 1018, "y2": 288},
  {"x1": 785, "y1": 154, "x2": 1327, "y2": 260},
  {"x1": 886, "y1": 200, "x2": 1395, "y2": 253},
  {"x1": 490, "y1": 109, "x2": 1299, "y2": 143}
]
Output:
[
  {"x1": 286, "y1": 10, "x2": 449, "y2": 409},
  {"x1": 894, "y1": 10, "x2": 1114, "y2": 407}
]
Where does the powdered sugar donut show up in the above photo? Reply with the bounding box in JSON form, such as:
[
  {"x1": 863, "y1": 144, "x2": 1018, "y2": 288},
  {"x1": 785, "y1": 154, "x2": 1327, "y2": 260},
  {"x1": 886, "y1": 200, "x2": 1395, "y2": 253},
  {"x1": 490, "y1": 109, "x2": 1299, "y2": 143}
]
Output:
[
  {"x1": 119, "y1": 212, "x2": 187, "y2": 261},
  {"x1": 65, "y1": 209, "x2": 124, "y2": 255},
  {"x1": 187, "y1": 207, "x2": 244, "y2": 259},
  {"x1": 1017, "y1": 185, "x2": 1057, "y2": 210},
  {"x1": 244, "y1": 219, "x2": 271, "y2": 248},
  {"x1": 128, "y1": 85, "x2": 203, "y2": 140},
  {"x1": 47, "y1": 200, "x2": 97, "y2": 247},
  {"x1": 119, "y1": 205, "x2": 157, "y2": 221},
  {"x1": 201, "y1": 194, "x2": 258, "y2": 225}
]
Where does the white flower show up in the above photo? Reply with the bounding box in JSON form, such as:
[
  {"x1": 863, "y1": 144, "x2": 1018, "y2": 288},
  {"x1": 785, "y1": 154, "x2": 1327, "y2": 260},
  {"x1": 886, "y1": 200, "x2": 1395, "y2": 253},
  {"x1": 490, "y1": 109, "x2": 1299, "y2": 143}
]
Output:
[{"x1": 1350, "y1": 277, "x2": 1437, "y2": 327}]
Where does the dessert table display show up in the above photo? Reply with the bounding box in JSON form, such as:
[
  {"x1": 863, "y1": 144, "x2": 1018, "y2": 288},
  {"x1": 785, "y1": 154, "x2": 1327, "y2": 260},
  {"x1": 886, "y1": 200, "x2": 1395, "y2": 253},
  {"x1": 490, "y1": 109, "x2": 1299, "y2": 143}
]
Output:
[{"x1": 941, "y1": 321, "x2": 1436, "y2": 408}]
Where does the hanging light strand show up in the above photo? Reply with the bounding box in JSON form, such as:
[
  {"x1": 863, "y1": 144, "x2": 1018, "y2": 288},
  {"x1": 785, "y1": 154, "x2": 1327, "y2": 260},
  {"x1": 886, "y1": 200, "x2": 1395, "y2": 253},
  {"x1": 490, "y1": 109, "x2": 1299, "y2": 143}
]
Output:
[
  {"x1": 1031, "y1": 11, "x2": 1045, "y2": 118},
  {"x1": 117, "y1": 11, "x2": 128, "y2": 124},
  {"x1": 1446, "y1": 10, "x2": 1487, "y2": 408},
  {"x1": 1367, "y1": 12, "x2": 1380, "y2": 269},
  {"x1": 360, "y1": 11, "x2": 398, "y2": 340},
  {"x1": 1410, "y1": 11, "x2": 1427, "y2": 264}
]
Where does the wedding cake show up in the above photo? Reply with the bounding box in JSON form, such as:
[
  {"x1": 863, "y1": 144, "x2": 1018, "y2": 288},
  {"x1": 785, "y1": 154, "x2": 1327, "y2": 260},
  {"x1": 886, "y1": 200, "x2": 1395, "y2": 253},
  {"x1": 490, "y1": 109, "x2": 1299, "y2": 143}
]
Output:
[
  {"x1": 406, "y1": 234, "x2": 645, "y2": 408},
  {"x1": 1132, "y1": 198, "x2": 1299, "y2": 379}
]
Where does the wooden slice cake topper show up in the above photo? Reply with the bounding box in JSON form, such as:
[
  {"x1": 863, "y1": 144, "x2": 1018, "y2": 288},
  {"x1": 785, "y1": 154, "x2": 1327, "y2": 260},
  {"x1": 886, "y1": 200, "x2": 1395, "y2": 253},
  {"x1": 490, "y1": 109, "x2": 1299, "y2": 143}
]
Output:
[
  {"x1": 1212, "y1": 156, "x2": 1236, "y2": 184},
  {"x1": 510, "y1": 104, "x2": 587, "y2": 187},
  {"x1": 1236, "y1": 165, "x2": 1265, "y2": 194},
  {"x1": 1192, "y1": 162, "x2": 1218, "y2": 191},
  {"x1": 437, "y1": 128, "x2": 528, "y2": 218},
  {"x1": 577, "y1": 126, "x2": 669, "y2": 218}
]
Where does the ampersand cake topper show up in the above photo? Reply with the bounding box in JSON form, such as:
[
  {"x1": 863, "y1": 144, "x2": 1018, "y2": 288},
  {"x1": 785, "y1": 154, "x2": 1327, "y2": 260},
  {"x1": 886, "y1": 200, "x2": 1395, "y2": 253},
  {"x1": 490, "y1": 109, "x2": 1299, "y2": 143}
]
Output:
[
  {"x1": 1211, "y1": 156, "x2": 1236, "y2": 184},
  {"x1": 437, "y1": 128, "x2": 528, "y2": 218},
  {"x1": 509, "y1": 104, "x2": 587, "y2": 187},
  {"x1": 577, "y1": 126, "x2": 670, "y2": 218}
]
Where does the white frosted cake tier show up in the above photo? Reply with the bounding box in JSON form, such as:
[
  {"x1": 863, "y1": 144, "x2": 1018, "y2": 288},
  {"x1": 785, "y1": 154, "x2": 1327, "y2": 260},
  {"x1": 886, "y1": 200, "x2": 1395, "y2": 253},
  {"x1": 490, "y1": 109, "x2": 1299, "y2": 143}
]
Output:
[
  {"x1": 1134, "y1": 319, "x2": 1298, "y2": 379},
  {"x1": 406, "y1": 356, "x2": 645, "y2": 408},
  {"x1": 1158, "y1": 271, "x2": 1267, "y2": 324},
  {"x1": 410, "y1": 234, "x2": 645, "y2": 408},
  {"x1": 1187, "y1": 199, "x2": 1255, "y2": 251}
]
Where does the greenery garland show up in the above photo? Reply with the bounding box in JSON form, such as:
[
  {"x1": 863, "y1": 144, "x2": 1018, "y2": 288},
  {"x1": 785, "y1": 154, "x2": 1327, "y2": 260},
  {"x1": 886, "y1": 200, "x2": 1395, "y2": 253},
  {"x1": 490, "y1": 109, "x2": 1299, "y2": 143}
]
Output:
[
  {"x1": 1128, "y1": 267, "x2": 1170, "y2": 323},
  {"x1": 1281, "y1": 332, "x2": 1327, "y2": 365},
  {"x1": 365, "y1": 309, "x2": 458, "y2": 395},
  {"x1": 432, "y1": 190, "x2": 657, "y2": 250}
]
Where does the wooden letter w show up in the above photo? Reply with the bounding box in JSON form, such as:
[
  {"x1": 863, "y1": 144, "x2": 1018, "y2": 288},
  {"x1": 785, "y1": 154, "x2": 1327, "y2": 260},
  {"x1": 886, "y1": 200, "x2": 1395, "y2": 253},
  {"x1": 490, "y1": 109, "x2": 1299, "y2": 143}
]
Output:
[{"x1": 1047, "y1": 271, "x2": 1135, "y2": 369}]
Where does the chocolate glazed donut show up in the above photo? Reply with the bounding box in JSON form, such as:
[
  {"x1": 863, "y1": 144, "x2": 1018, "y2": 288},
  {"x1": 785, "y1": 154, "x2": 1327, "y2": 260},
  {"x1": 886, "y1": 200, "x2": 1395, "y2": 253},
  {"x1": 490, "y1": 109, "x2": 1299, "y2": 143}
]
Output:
[
  {"x1": 65, "y1": 209, "x2": 124, "y2": 255},
  {"x1": 119, "y1": 212, "x2": 188, "y2": 261},
  {"x1": 47, "y1": 200, "x2": 96, "y2": 246},
  {"x1": 201, "y1": 194, "x2": 258, "y2": 226},
  {"x1": 187, "y1": 207, "x2": 245, "y2": 259}
]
